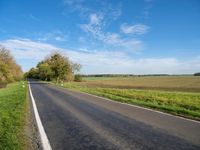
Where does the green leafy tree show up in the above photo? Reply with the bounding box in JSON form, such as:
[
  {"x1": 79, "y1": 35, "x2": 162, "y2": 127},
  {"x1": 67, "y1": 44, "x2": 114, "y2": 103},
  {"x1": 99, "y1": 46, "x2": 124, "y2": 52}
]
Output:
[
  {"x1": 26, "y1": 52, "x2": 81, "y2": 82},
  {"x1": 38, "y1": 62, "x2": 52, "y2": 81},
  {"x1": 0, "y1": 46, "x2": 22, "y2": 85},
  {"x1": 0, "y1": 62, "x2": 13, "y2": 83},
  {"x1": 27, "y1": 68, "x2": 39, "y2": 79},
  {"x1": 48, "y1": 53, "x2": 71, "y2": 83},
  {"x1": 11, "y1": 63, "x2": 23, "y2": 81},
  {"x1": 74, "y1": 74, "x2": 82, "y2": 82}
]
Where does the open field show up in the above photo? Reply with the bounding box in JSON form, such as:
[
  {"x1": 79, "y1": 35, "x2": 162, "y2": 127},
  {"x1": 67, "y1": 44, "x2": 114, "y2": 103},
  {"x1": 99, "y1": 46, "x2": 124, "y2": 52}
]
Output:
[
  {"x1": 54, "y1": 76, "x2": 200, "y2": 120},
  {"x1": 0, "y1": 82, "x2": 27, "y2": 150},
  {"x1": 79, "y1": 76, "x2": 200, "y2": 93}
]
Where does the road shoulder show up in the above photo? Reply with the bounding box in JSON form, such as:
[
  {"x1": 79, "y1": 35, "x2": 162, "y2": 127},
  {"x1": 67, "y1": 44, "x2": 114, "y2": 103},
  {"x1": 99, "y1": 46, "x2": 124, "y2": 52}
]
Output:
[{"x1": 24, "y1": 85, "x2": 42, "y2": 150}]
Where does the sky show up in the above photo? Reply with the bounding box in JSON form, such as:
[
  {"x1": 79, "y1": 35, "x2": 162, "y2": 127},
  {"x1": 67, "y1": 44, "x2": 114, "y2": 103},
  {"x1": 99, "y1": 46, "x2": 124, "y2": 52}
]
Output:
[{"x1": 0, "y1": 0, "x2": 200, "y2": 74}]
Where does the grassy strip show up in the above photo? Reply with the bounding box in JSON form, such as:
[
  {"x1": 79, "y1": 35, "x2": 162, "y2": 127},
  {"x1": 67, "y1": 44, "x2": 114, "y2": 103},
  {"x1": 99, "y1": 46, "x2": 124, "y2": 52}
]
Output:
[
  {"x1": 0, "y1": 82, "x2": 27, "y2": 150},
  {"x1": 59, "y1": 82, "x2": 200, "y2": 120}
]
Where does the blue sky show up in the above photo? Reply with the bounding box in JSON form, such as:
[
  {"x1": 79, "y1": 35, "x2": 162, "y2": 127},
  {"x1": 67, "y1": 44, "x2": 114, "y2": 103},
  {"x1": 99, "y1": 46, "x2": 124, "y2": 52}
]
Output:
[{"x1": 0, "y1": 0, "x2": 200, "y2": 74}]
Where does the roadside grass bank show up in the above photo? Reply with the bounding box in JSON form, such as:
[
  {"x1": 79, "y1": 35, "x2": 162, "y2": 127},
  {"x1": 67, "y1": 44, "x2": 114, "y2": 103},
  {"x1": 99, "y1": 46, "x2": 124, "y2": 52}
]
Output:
[
  {"x1": 0, "y1": 82, "x2": 28, "y2": 150},
  {"x1": 56, "y1": 82, "x2": 200, "y2": 121}
]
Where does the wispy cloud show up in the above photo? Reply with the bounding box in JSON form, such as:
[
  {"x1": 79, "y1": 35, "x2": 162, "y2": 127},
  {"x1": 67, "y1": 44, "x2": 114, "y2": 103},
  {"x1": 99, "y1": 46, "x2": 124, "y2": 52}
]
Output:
[
  {"x1": 63, "y1": 0, "x2": 127, "y2": 51},
  {"x1": 62, "y1": 0, "x2": 148, "y2": 53},
  {"x1": 63, "y1": 0, "x2": 121, "y2": 20},
  {"x1": 29, "y1": 14, "x2": 40, "y2": 21},
  {"x1": 142, "y1": 0, "x2": 153, "y2": 19},
  {"x1": 80, "y1": 14, "x2": 143, "y2": 52},
  {"x1": 89, "y1": 13, "x2": 103, "y2": 25},
  {"x1": 0, "y1": 38, "x2": 58, "y2": 60},
  {"x1": 1, "y1": 38, "x2": 199, "y2": 74},
  {"x1": 37, "y1": 30, "x2": 67, "y2": 42},
  {"x1": 120, "y1": 23, "x2": 149, "y2": 35},
  {"x1": 63, "y1": 0, "x2": 91, "y2": 17}
]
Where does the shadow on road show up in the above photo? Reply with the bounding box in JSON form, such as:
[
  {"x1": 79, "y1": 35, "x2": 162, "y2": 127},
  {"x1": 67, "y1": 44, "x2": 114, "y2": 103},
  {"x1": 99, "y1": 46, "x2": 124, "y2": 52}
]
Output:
[{"x1": 28, "y1": 79, "x2": 49, "y2": 85}]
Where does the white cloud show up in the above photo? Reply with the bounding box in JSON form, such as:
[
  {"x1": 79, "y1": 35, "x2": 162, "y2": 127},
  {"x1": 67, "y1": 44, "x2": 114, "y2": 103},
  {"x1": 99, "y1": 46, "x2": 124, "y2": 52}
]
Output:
[
  {"x1": 1, "y1": 38, "x2": 199, "y2": 74},
  {"x1": 55, "y1": 36, "x2": 66, "y2": 41},
  {"x1": 63, "y1": 0, "x2": 121, "y2": 21},
  {"x1": 80, "y1": 16, "x2": 143, "y2": 52},
  {"x1": 63, "y1": 1, "x2": 144, "y2": 51},
  {"x1": 63, "y1": 0, "x2": 91, "y2": 17},
  {"x1": 120, "y1": 23, "x2": 149, "y2": 35},
  {"x1": 67, "y1": 49, "x2": 200, "y2": 74},
  {"x1": 109, "y1": 5, "x2": 122, "y2": 20},
  {"x1": 80, "y1": 23, "x2": 103, "y2": 39},
  {"x1": 104, "y1": 33, "x2": 142, "y2": 48},
  {"x1": 37, "y1": 30, "x2": 67, "y2": 42},
  {"x1": 0, "y1": 38, "x2": 58, "y2": 60},
  {"x1": 89, "y1": 13, "x2": 102, "y2": 25}
]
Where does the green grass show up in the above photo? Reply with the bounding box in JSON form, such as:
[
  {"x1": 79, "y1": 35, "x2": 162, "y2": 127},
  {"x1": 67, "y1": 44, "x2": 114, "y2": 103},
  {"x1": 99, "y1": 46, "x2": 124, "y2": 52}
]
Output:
[
  {"x1": 61, "y1": 82, "x2": 200, "y2": 120},
  {"x1": 0, "y1": 82, "x2": 27, "y2": 150}
]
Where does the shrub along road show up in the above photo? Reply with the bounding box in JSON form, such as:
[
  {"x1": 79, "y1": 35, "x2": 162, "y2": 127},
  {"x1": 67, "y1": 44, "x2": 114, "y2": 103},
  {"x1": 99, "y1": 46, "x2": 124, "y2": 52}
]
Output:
[{"x1": 29, "y1": 81, "x2": 200, "y2": 150}]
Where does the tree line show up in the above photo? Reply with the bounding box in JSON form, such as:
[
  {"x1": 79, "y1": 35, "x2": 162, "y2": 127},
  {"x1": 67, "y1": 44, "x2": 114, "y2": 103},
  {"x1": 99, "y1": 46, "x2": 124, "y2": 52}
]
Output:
[
  {"x1": 82, "y1": 74, "x2": 170, "y2": 77},
  {"x1": 0, "y1": 46, "x2": 23, "y2": 87},
  {"x1": 194, "y1": 72, "x2": 200, "y2": 76},
  {"x1": 25, "y1": 52, "x2": 82, "y2": 82}
]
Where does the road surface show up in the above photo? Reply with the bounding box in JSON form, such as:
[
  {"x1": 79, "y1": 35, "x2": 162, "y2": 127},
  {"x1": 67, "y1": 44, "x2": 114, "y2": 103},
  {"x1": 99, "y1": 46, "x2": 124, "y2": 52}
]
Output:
[{"x1": 29, "y1": 81, "x2": 200, "y2": 150}]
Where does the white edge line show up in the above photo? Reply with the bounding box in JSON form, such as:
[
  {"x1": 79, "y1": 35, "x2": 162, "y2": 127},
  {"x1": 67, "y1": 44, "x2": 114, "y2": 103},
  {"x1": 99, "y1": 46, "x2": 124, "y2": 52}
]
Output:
[
  {"x1": 28, "y1": 82, "x2": 52, "y2": 150},
  {"x1": 54, "y1": 85, "x2": 200, "y2": 124}
]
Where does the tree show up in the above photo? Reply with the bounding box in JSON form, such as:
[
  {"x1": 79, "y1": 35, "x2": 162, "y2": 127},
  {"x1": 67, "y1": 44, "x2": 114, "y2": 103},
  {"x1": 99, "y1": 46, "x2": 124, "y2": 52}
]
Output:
[
  {"x1": 48, "y1": 53, "x2": 71, "y2": 83},
  {"x1": 64, "y1": 63, "x2": 82, "y2": 81},
  {"x1": 71, "y1": 63, "x2": 81, "y2": 74},
  {"x1": 194, "y1": 72, "x2": 200, "y2": 76},
  {"x1": 71, "y1": 63, "x2": 82, "y2": 82},
  {"x1": 11, "y1": 63, "x2": 23, "y2": 81},
  {"x1": 0, "y1": 46, "x2": 23, "y2": 86},
  {"x1": 26, "y1": 68, "x2": 39, "y2": 79},
  {"x1": 0, "y1": 46, "x2": 13, "y2": 83},
  {"x1": 0, "y1": 61, "x2": 13, "y2": 83},
  {"x1": 37, "y1": 62, "x2": 52, "y2": 81},
  {"x1": 74, "y1": 74, "x2": 82, "y2": 82},
  {"x1": 25, "y1": 52, "x2": 81, "y2": 83}
]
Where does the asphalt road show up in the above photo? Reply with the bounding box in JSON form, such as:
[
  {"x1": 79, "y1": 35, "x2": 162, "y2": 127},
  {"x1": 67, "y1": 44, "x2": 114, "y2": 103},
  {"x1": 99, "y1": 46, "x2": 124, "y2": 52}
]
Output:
[{"x1": 29, "y1": 81, "x2": 200, "y2": 150}]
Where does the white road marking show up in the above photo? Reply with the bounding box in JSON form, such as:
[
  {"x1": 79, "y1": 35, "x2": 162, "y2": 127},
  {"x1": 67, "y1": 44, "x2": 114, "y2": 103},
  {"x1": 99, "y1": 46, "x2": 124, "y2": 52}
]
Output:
[{"x1": 29, "y1": 83, "x2": 52, "y2": 150}]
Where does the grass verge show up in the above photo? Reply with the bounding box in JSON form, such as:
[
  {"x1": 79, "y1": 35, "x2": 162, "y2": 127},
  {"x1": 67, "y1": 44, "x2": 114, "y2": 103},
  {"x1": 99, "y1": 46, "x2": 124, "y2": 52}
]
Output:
[
  {"x1": 58, "y1": 82, "x2": 200, "y2": 121},
  {"x1": 0, "y1": 82, "x2": 27, "y2": 150}
]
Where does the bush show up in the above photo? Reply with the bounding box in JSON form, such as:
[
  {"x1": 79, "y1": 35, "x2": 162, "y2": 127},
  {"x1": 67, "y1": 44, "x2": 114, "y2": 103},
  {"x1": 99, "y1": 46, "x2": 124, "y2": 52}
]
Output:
[
  {"x1": 0, "y1": 83, "x2": 7, "y2": 88},
  {"x1": 74, "y1": 74, "x2": 82, "y2": 82},
  {"x1": 194, "y1": 72, "x2": 200, "y2": 76}
]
